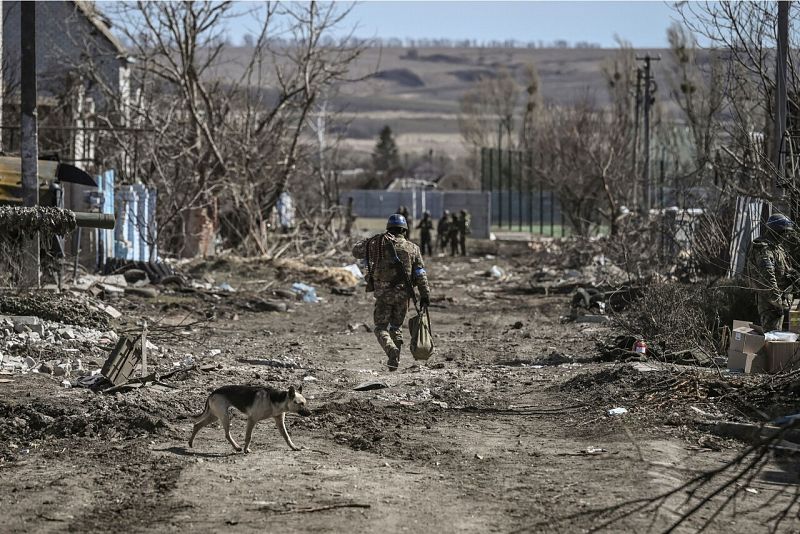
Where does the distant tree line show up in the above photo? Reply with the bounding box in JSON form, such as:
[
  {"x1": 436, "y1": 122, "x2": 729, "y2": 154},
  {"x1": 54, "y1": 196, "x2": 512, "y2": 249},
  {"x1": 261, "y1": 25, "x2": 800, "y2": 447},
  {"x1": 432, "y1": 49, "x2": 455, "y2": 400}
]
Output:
[{"x1": 237, "y1": 33, "x2": 601, "y2": 49}]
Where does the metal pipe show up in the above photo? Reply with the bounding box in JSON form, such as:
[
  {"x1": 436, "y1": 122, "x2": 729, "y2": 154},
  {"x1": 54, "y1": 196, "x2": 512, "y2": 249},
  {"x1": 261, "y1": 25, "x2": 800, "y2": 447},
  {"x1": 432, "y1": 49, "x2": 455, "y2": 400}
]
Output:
[{"x1": 74, "y1": 212, "x2": 116, "y2": 229}]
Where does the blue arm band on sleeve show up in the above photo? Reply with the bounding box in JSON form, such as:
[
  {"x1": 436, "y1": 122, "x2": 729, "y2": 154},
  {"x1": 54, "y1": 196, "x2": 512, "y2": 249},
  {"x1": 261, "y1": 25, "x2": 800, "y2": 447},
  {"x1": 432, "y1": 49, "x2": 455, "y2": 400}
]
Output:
[{"x1": 414, "y1": 267, "x2": 426, "y2": 276}]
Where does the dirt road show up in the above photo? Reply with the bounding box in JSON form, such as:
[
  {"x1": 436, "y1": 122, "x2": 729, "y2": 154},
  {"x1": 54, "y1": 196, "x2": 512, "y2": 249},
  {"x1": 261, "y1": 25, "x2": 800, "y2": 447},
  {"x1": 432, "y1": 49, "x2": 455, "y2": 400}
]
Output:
[{"x1": 1, "y1": 253, "x2": 797, "y2": 533}]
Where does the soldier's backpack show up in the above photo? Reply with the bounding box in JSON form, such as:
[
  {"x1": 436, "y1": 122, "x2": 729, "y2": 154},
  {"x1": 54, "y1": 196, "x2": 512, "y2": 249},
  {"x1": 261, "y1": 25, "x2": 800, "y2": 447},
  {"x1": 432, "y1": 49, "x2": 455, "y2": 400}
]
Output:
[{"x1": 408, "y1": 307, "x2": 435, "y2": 361}]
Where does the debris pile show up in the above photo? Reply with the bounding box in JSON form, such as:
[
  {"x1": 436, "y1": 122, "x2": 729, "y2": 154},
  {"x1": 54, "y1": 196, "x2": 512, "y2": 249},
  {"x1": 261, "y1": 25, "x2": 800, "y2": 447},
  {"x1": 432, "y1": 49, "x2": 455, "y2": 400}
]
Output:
[
  {"x1": 274, "y1": 258, "x2": 360, "y2": 288},
  {"x1": 0, "y1": 291, "x2": 111, "y2": 329},
  {"x1": 0, "y1": 391, "x2": 173, "y2": 462},
  {"x1": 0, "y1": 314, "x2": 118, "y2": 381}
]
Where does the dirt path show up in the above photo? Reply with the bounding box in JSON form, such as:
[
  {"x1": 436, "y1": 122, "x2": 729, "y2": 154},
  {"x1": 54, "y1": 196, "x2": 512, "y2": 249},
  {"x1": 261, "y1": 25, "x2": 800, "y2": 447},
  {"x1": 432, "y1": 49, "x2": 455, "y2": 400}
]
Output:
[{"x1": 2, "y1": 254, "x2": 799, "y2": 533}]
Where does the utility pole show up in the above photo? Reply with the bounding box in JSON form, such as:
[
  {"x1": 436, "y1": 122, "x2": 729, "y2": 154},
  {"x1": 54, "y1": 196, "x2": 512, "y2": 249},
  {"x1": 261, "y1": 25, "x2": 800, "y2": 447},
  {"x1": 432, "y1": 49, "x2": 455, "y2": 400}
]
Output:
[
  {"x1": 632, "y1": 67, "x2": 642, "y2": 210},
  {"x1": 21, "y1": 2, "x2": 40, "y2": 287},
  {"x1": 497, "y1": 120, "x2": 503, "y2": 227},
  {"x1": 0, "y1": 4, "x2": 4, "y2": 154},
  {"x1": 774, "y1": 0, "x2": 790, "y2": 198},
  {"x1": 636, "y1": 54, "x2": 660, "y2": 215}
]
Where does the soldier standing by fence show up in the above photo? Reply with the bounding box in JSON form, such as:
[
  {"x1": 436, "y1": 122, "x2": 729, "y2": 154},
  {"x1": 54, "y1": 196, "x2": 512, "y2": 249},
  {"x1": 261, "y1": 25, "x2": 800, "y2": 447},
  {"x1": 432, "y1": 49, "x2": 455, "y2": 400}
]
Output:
[
  {"x1": 457, "y1": 209, "x2": 471, "y2": 256},
  {"x1": 437, "y1": 210, "x2": 451, "y2": 253},
  {"x1": 447, "y1": 212, "x2": 459, "y2": 256},
  {"x1": 417, "y1": 211, "x2": 433, "y2": 256}
]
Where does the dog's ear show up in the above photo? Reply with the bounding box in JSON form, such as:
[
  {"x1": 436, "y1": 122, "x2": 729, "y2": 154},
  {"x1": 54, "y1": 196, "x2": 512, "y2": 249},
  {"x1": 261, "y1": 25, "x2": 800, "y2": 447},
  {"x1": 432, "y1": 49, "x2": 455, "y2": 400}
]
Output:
[
  {"x1": 297, "y1": 385, "x2": 303, "y2": 394},
  {"x1": 288, "y1": 386, "x2": 296, "y2": 398}
]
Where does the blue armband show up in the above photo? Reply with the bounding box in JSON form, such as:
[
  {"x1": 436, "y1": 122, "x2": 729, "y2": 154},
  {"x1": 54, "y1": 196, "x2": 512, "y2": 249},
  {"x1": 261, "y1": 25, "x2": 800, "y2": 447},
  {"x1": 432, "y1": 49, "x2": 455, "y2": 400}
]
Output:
[{"x1": 414, "y1": 267, "x2": 426, "y2": 277}]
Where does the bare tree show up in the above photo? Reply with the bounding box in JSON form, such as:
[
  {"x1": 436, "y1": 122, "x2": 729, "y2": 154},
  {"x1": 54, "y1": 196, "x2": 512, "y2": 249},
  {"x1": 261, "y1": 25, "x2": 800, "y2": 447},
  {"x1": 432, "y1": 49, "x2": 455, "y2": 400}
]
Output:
[
  {"x1": 458, "y1": 67, "x2": 520, "y2": 154},
  {"x1": 72, "y1": 1, "x2": 365, "y2": 256},
  {"x1": 535, "y1": 97, "x2": 632, "y2": 236},
  {"x1": 674, "y1": 1, "x2": 800, "y2": 195}
]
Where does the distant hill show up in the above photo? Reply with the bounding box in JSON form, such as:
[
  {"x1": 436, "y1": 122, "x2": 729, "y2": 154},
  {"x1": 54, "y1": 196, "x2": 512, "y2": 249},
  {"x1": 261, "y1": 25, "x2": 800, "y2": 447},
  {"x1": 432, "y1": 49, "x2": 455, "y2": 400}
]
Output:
[{"x1": 218, "y1": 46, "x2": 689, "y2": 159}]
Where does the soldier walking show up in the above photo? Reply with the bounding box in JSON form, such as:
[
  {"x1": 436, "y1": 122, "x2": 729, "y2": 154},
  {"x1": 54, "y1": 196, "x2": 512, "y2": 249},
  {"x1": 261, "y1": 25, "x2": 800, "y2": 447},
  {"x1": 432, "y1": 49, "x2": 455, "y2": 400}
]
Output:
[
  {"x1": 352, "y1": 214, "x2": 431, "y2": 371},
  {"x1": 437, "y1": 210, "x2": 451, "y2": 253},
  {"x1": 746, "y1": 214, "x2": 797, "y2": 331},
  {"x1": 417, "y1": 211, "x2": 433, "y2": 256}
]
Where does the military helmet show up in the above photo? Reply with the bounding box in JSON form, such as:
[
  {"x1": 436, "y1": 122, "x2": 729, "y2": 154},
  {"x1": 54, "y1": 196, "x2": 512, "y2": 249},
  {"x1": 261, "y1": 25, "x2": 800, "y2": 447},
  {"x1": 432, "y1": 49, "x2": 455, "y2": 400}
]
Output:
[
  {"x1": 386, "y1": 213, "x2": 408, "y2": 230},
  {"x1": 767, "y1": 213, "x2": 794, "y2": 231}
]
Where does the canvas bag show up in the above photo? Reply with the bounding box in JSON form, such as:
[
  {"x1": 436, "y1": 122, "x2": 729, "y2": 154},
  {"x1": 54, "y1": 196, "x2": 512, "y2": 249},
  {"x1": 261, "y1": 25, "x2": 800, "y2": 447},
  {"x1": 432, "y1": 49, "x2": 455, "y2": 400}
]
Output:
[{"x1": 409, "y1": 307, "x2": 435, "y2": 360}]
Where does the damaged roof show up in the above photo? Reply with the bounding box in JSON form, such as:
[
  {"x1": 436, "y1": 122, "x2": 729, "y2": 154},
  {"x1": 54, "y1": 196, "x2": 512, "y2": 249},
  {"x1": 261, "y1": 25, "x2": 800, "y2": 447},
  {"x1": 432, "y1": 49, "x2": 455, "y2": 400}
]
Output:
[{"x1": 71, "y1": 0, "x2": 127, "y2": 57}]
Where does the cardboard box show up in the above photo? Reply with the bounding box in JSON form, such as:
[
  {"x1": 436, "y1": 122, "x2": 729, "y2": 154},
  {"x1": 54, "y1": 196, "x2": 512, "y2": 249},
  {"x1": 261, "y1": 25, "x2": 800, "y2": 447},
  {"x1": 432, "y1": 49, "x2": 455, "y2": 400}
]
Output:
[
  {"x1": 729, "y1": 326, "x2": 766, "y2": 355},
  {"x1": 765, "y1": 341, "x2": 800, "y2": 373},
  {"x1": 727, "y1": 349, "x2": 768, "y2": 374},
  {"x1": 789, "y1": 310, "x2": 800, "y2": 333}
]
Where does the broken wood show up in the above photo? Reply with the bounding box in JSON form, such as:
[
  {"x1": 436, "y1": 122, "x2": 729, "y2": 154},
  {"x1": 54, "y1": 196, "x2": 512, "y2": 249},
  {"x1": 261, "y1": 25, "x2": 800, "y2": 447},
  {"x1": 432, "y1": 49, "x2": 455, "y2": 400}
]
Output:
[{"x1": 276, "y1": 503, "x2": 371, "y2": 515}]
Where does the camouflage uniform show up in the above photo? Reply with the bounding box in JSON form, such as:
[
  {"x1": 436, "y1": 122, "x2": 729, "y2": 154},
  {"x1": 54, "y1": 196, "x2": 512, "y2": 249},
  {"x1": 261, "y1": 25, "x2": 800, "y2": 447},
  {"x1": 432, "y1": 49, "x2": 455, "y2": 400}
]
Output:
[
  {"x1": 746, "y1": 237, "x2": 793, "y2": 331},
  {"x1": 457, "y1": 210, "x2": 471, "y2": 256},
  {"x1": 437, "y1": 213, "x2": 451, "y2": 252},
  {"x1": 417, "y1": 215, "x2": 433, "y2": 256},
  {"x1": 447, "y1": 214, "x2": 459, "y2": 256},
  {"x1": 353, "y1": 233, "x2": 430, "y2": 366}
]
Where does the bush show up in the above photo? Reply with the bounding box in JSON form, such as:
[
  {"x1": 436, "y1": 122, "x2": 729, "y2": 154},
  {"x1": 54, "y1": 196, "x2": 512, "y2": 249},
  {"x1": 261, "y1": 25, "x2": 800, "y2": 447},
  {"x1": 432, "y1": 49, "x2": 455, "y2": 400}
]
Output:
[{"x1": 613, "y1": 279, "x2": 757, "y2": 356}]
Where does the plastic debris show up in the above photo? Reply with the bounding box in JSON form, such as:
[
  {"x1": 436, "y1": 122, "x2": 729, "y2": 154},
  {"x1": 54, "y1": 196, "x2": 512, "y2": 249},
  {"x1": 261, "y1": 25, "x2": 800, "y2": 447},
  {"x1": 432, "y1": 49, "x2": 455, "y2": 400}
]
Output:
[
  {"x1": 291, "y1": 282, "x2": 319, "y2": 303},
  {"x1": 217, "y1": 282, "x2": 236, "y2": 293},
  {"x1": 607, "y1": 407, "x2": 628, "y2": 416},
  {"x1": 342, "y1": 264, "x2": 364, "y2": 279},
  {"x1": 488, "y1": 265, "x2": 504, "y2": 278},
  {"x1": 765, "y1": 331, "x2": 799, "y2": 342}
]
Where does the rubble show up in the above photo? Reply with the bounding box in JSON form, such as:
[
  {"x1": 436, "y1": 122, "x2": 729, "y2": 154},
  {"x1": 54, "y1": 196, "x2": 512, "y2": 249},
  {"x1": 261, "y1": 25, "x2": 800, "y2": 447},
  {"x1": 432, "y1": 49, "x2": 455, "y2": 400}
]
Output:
[{"x1": 0, "y1": 292, "x2": 110, "y2": 329}]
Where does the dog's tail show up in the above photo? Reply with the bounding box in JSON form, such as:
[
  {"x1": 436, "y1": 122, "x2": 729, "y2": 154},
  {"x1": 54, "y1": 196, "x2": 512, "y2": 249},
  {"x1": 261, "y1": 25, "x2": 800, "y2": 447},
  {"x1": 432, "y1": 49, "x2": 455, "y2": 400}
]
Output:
[{"x1": 192, "y1": 395, "x2": 211, "y2": 421}]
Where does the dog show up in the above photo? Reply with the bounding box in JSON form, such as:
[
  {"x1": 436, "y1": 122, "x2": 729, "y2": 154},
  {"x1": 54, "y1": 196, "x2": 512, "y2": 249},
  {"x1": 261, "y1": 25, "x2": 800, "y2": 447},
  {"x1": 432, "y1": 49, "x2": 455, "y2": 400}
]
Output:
[{"x1": 188, "y1": 384, "x2": 311, "y2": 453}]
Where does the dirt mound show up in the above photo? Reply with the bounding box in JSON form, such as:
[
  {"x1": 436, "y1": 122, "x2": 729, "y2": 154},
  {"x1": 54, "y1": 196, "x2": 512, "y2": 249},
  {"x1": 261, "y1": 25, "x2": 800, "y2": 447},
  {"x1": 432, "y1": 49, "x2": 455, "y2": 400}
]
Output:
[
  {"x1": 293, "y1": 399, "x2": 441, "y2": 458},
  {"x1": 0, "y1": 291, "x2": 110, "y2": 329},
  {"x1": 370, "y1": 68, "x2": 425, "y2": 87},
  {"x1": 0, "y1": 392, "x2": 175, "y2": 462},
  {"x1": 449, "y1": 69, "x2": 496, "y2": 82},
  {"x1": 558, "y1": 365, "x2": 677, "y2": 410}
]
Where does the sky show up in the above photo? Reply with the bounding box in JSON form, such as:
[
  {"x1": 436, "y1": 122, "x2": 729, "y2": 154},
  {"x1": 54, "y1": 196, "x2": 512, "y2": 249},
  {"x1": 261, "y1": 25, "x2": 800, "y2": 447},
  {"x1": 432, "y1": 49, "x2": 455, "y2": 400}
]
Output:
[{"x1": 226, "y1": 1, "x2": 683, "y2": 48}]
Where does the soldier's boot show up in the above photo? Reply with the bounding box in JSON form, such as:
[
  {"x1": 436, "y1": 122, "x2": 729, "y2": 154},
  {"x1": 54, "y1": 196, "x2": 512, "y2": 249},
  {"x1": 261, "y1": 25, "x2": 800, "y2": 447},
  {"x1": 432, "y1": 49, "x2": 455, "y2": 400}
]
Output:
[
  {"x1": 387, "y1": 347, "x2": 400, "y2": 372},
  {"x1": 376, "y1": 329, "x2": 399, "y2": 371},
  {"x1": 388, "y1": 327, "x2": 403, "y2": 371}
]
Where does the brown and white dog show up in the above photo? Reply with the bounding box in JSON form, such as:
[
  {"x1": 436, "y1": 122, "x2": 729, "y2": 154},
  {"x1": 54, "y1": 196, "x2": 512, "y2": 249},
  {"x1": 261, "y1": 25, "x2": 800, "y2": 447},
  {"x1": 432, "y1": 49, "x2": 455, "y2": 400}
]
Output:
[{"x1": 188, "y1": 385, "x2": 311, "y2": 453}]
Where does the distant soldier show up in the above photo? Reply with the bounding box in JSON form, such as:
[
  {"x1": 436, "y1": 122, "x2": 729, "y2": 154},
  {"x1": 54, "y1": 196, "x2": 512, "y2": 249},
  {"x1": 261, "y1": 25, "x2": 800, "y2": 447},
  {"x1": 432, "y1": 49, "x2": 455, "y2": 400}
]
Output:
[
  {"x1": 352, "y1": 214, "x2": 431, "y2": 371},
  {"x1": 437, "y1": 210, "x2": 451, "y2": 252},
  {"x1": 343, "y1": 197, "x2": 357, "y2": 237},
  {"x1": 457, "y1": 209, "x2": 471, "y2": 256},
  {"x1": 417, "y1": 211, "x2": 433, "y2": 256},
  {"x1": 397, "y1": 205, "x2": 412, "y2": 235},
  {"x1": 746, "y1": 214, "x2": 797, "y2": 331},
  {"x1": 447, "y1": 213, "x2": 459, "y2": 256}
]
